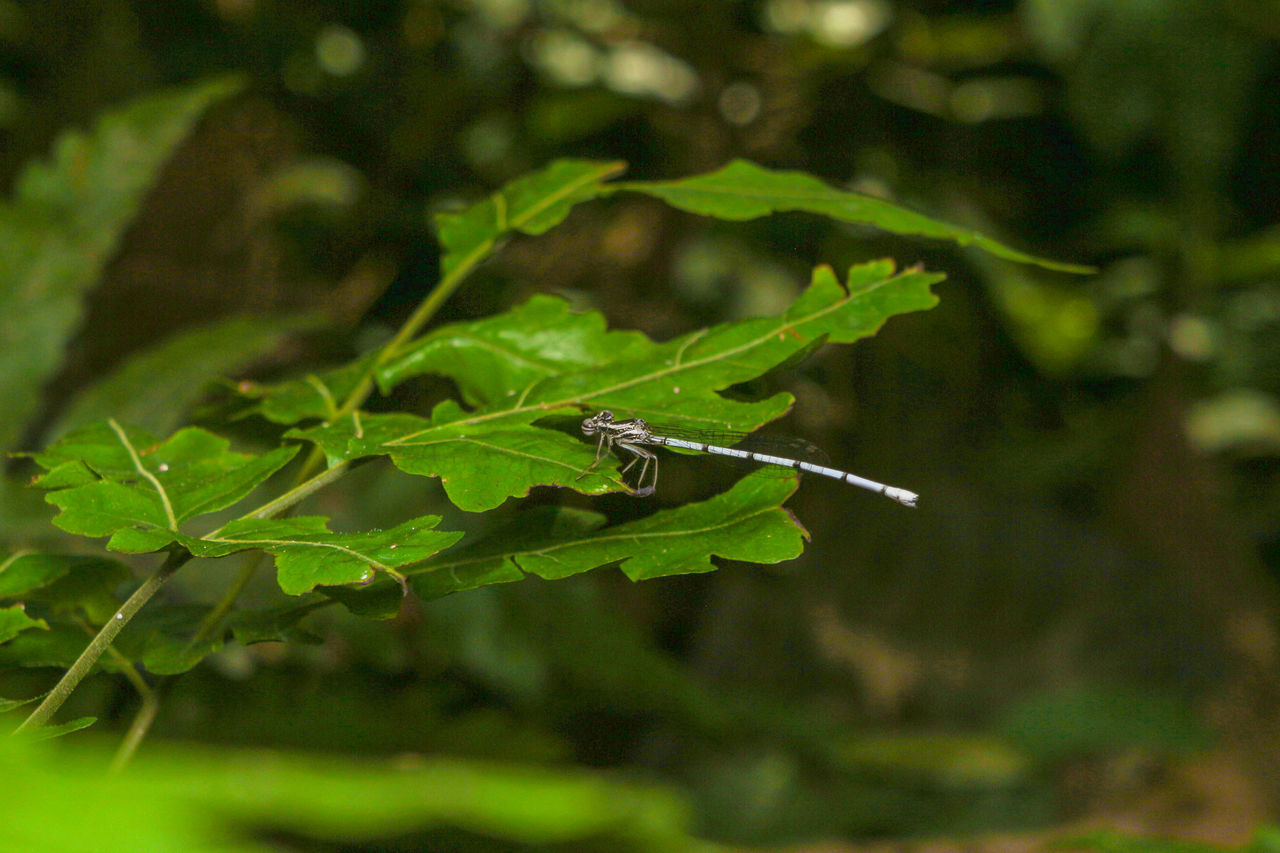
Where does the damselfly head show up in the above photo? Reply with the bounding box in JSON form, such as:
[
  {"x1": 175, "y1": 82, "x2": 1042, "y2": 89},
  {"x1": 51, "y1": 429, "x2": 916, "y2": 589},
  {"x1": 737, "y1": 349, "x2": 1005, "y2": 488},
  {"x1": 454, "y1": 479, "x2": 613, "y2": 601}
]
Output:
[{"x1": 582, "y1": 410, "x2": 615, "y2": 435}]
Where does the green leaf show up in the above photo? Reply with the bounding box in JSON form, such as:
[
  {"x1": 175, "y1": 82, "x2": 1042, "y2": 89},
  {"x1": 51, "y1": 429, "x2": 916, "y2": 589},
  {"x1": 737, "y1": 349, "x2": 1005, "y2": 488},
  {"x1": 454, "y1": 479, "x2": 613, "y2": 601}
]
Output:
[
  {"x1": 237, "y1": 353, "x2": 377, "y2": 425},
  {"x1": 292, "y1": 260, "x2": 941, "y2": 511},
  {"x1": 187, "y1": 515, "x2": 463, "y2": 595},
  {"x1": 0, "y1": 694, "x2": 42, "y2": 713},
  {"x1": 12, "y1": 716, "x2": 96, "y2": 741},
  {"x1": 411, "y1": 477, "x2": 805, "y2": 599},
  {"x1": 0, "y1": 553, "x2": 131, "y2": 623},
  {"x1": 0, "y1": 604, "x2": 47, "y2": 644},
  {"x1": 377, "y1": 294, "x2": 650, "y2": 405},
  {"x1": 32, "y1": 421, "x2": 298, "y2": 552},
  {"x1": 0, "y1": 622, "x2": 126, "y2": 671},
  {"x1": 435, "y1": 159, "x2": 626, "y2": 282},
  {"x1": 117, "y1": 604, "x2": 223, "y2": 675},
  {"x1": 622, "y1": 159, "x2": 1093, "y2": 273},
  {"x1": 0, "y1": 552, "x2": 89, "y2": 598},
  {"x1": 0, "y1": 76, "x2": 244, "y2": 450},
  {"x1": 1, "y1": 739, "x2": 703, "y2": 851},
  {"x1": 229, "y1": 600, "x2": 328, "y2": 645},
  {"x1": 49, "y1": 314, "x2": 320, "y2": 440}
]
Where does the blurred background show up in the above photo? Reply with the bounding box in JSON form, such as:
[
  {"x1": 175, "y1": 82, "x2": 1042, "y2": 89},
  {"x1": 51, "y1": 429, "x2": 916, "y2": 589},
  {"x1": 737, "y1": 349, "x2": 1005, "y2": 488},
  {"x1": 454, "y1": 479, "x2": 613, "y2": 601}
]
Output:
[{"x1": 3, "y1": 0, "x2": 1280, "y2": 847}]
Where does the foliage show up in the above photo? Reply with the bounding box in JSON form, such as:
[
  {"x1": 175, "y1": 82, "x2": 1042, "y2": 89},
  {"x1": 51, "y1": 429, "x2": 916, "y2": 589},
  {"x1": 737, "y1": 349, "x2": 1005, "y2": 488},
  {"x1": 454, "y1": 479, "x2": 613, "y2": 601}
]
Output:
[
  {"x1": 0, "y1": 737, "x2": 712, "y2": 853},
  {"x1": 3, "y1": 0, "x2": 1276, "y2": 846},
  {"x1": 0, "y1": 78, "x2": 1082, "y2": 750}
]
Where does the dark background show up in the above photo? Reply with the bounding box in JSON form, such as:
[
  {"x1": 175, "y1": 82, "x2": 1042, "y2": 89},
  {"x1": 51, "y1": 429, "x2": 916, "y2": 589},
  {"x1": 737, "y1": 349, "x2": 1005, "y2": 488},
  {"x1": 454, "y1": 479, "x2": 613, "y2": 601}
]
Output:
[{"x1": 4, "y1": 0, "x2": 1279, "y2": 845}]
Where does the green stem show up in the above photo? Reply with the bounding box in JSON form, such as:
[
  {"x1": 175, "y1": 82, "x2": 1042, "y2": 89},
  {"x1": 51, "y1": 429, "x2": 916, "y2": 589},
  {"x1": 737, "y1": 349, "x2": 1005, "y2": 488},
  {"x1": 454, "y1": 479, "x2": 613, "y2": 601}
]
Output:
[
  {"x1": 14, "y1": 548, "x2": 188, "y2": 734},
  {"x1": 105, "y1": 648, "x2": 158, "y2": 774}
]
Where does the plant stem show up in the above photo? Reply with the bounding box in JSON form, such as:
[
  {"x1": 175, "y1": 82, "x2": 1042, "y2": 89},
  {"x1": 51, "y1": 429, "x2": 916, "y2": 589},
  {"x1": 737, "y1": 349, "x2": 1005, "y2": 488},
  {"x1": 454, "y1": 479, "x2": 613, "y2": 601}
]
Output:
[{"x1": 14, "y1": 548, "x2": 188, "y2": 734}]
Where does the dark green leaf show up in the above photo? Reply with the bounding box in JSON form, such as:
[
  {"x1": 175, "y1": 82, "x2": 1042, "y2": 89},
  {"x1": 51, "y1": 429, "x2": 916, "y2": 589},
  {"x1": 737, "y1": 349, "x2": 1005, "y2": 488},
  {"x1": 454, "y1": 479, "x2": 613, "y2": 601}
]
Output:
[
  {"x1": 187, "y1": 515, "x2": 463, "y2": 595},
  {"x1": 49, "y1": 314, "x2": 320, "y2": 440},
  {"x1": 116, "y1": 604, "x2": 223, "y2": 675},
  {"x1": 0, "y1": 604, "x2": 47, "y2": 644},
  {"x1": 623, "y1": 159, "x2": 1093, "y2": 273},
  {"x1": 293, "y1": 261, "x2": 941, "y2": 511},
  {"x1": 229, "y1": 600, "x2": 329, "y2": 645},
  {"x1": 435, "y1": 159, "x2": 625, "y2": 281},
  {"x1": 237, "y1": 353, "x2": 377, "y2": 425},
  {"x1": 32, "y1": 422, "x2": 298, "y2": 552},
  {"x1": 0, "y1": 622, "x2": 126, "y2": 671},
  {"x1": 0, "y1": 77, "x2": 244, "y2": 450},
  {"x1": 1, "y1": 554, "x2": 132, "y2": 623},
  {"x1": 320, "y1": 582, "x2": 408, "y2": 619}
]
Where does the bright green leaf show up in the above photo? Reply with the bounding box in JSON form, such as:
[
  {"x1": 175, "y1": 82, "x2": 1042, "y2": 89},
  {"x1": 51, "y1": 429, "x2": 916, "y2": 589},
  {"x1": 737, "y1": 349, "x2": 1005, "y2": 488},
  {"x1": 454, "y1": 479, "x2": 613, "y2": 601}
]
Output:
[
  {"x1": 1, "y1": 739, "x2": 703, "y2": 851},
  {"x1": 0, "y1": 77, "x2": 244, "y2": 450},
  {"x1": 377, "y1": 294, "x2": 650, "y2": 404},
  {"x1": 188, "y1": 515, "x2": 463, "y2": 595},
  {"x1": 32, "y1": 422, "x2": 298, "y2": 552},
  {"x1": 623, "y1": 159, "x2": 1093, "y2": 273},
  {"x1": 0, "y1": 604, "x2": 47, "y2": 644}
]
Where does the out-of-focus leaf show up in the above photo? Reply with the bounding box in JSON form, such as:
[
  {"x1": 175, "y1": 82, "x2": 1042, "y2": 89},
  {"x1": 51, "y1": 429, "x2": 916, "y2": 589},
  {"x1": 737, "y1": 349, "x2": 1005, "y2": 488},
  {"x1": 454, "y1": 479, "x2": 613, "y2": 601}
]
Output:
[
  {"x1": 0, "y1": 551, "x2": 84, "y2": 598},
  {"x1": 117, "y1": 604, "x2": 223, "y2": 675},
  {"x1": 833, "y1": 733, "x2": 1028, "y2": 789},
  {"x1": 0, "y1": 604, "x2": 46, "y2": 643},
  {"x1": 0, "y1": 76, "x2": 244, "y2": 450},
  {"x1": 0, "y1": 739, "x2": 704, "y2": 852},
  {"x1": 622, "y1": 159, "x2": 1092, "y2": 273},
  {"x1": 185, "y1": 515, "x2": 462, "y2": 596},
  {"x1": 229, "y1": 600, "x2": 329, "y2": 645},
  {"x1": 237, "y1": 353, "x2": 377, "y2": 426},
  {"x1": 0, "y1": 694, "x2": 41, "y2": 713},
  {"x1": 30, "y1": 422, "x2": 298, "y2": 553},
  {"x1": 50, "y1": 314, "x2": 320, "y2": 440},
  {"x1": 999, "y1": 687, "x2": 1210, "y2": 761},
  {"x1": 5, "y1": 554, "x2": 131, "y2": 623},
  {"x1": 12, "y1": 716, "x2": 96, "y2": 741},
  {"x1": 292, "y1": 261, "x2": 941, "y2": 512},
  {"x1": 435, "y1": 159, "x2": 626, "y2": 282},
  {"x1": 0, "y1": 622, "x2": 126, "y2": 671}
]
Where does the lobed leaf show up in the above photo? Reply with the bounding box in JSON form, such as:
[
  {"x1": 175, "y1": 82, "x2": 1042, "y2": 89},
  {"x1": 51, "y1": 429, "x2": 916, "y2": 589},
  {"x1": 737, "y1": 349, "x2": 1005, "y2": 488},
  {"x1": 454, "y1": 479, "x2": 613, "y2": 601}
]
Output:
[
  {"x1": 32, "y1": 421, "x2": 298, "y2": 552},
  {"x1": 377, "y1": 294, "x2": 650, "y2": 406},
  {"x1": 623, "y1": 159, "x2": 1094, "y2": 273},
  {"x1": 0, "y1": 77, "x2": 244, "y2": 450},
  {"x1": 292, "y1": 260, "x2": 941, "y2": 511},
  {"x1": 187, "y1": 515, "x2": 463, "y2": 595},
  {"x1": 409, "y1": 477, "x2": 806, "y2": 600}
]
